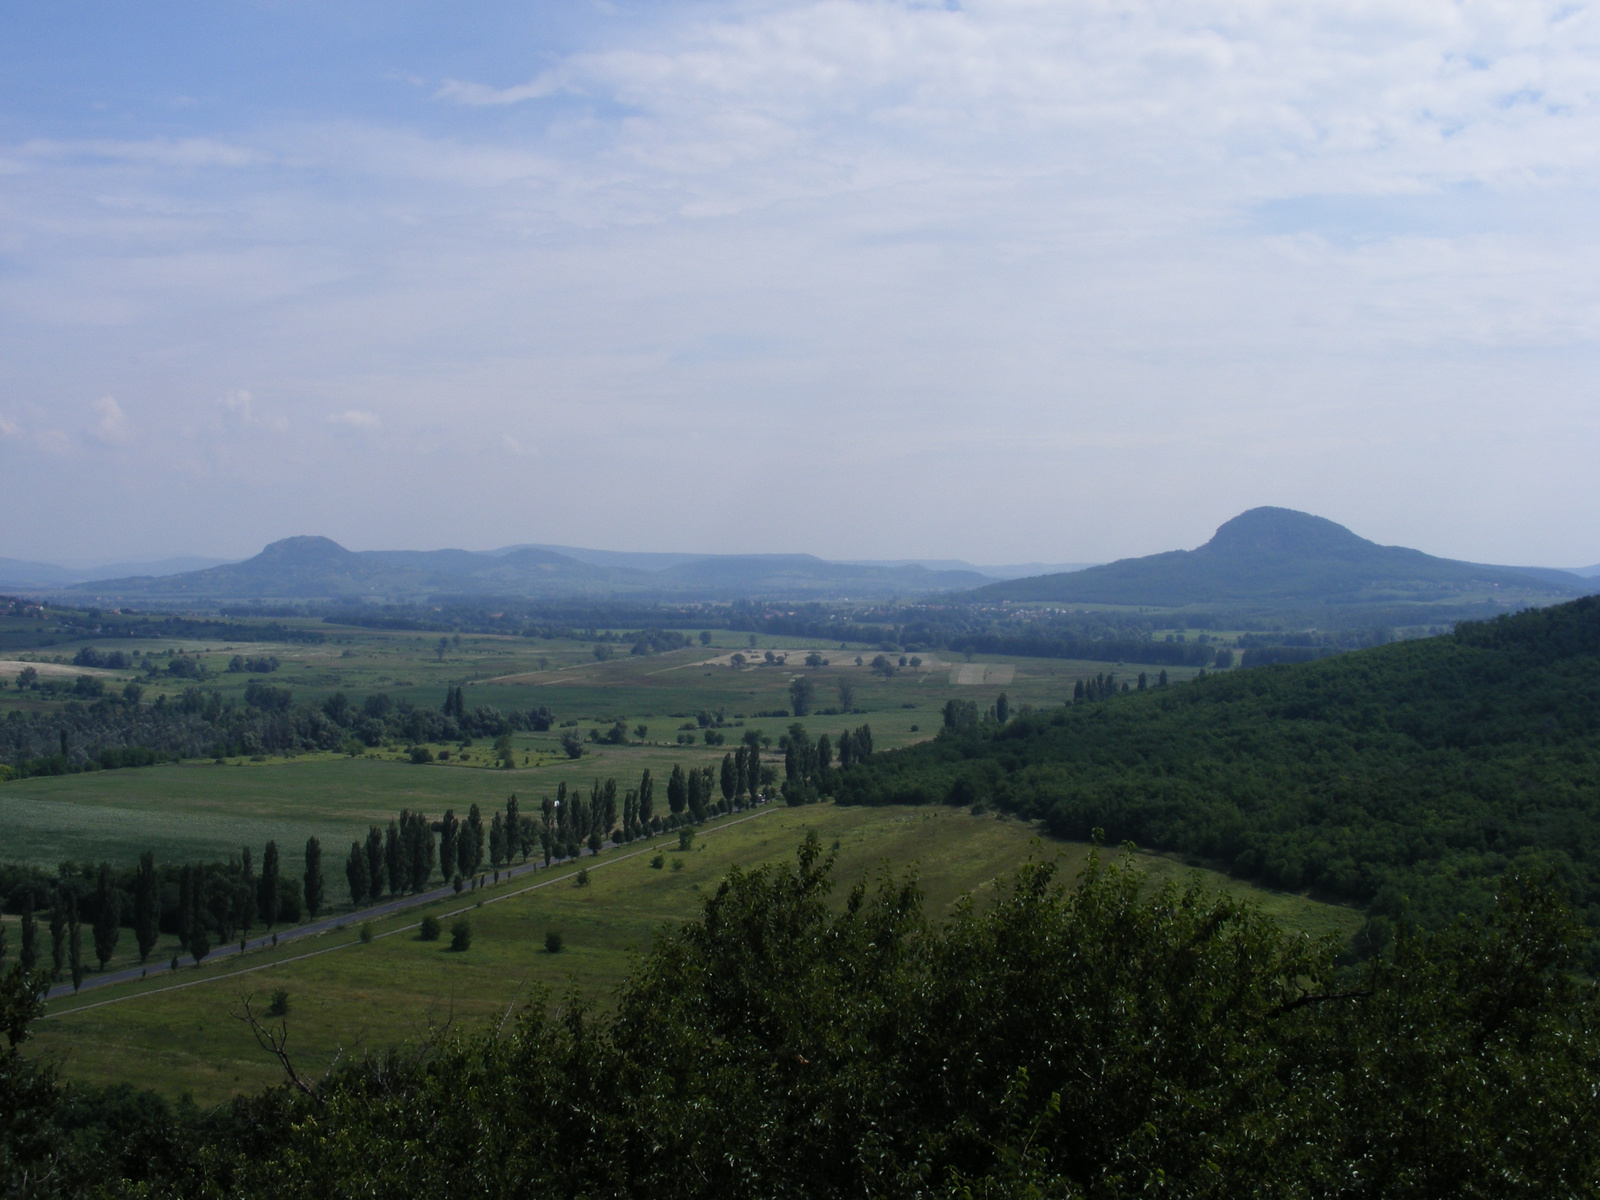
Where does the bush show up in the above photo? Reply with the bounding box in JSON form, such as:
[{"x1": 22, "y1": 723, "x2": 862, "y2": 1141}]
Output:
[
  {"x1": 450, "y1": 919, "x2": 472, "y2": 951},
  {"x1": 545, "y1": 930, "x2": 563, "y2": 954},
  {"x1": 678, "y1": 828, "x2": 695, "y2": 852},
  {"x1": 266, "y1": 989, "x2": 289, "y2": 1017},
  {"x1": 359, "y1": 922, "x2": 373, "y2": 944},
  {"x1": 419, "y1": 915, "x2": 441, "y2": 941},
  {"x1": 650, "y1": 854, "x2": 664, "y2": 870},
  {"x1": 671, "y1": 858, "x2": 684, "y2": 872},
  {"x1": 409, "y1": 746, "x2": 434, "y2": 764},
  {"x1": 575, "y1": 868, "x2": 589, "y2": 888}
]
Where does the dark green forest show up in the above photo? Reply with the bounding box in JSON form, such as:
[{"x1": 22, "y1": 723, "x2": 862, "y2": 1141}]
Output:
[
  {"x1": 4, "y1": 840, "x2": 1596, "y2": 1198},
  {"x1": 837, "y1": 597, "x2": 1600, "y2": 945}
]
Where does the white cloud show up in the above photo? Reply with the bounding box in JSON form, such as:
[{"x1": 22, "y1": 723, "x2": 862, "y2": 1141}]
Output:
[
  {"x1": 35, "y1": 429, "x2": 73, "y2": 457},
  {"x1": 91, "y1": 395, "x2": 129, "y2": 443},
  {"x1": 221, "y1": 389, "x2": 289, "y2": 431},
  {"x1": 19, "y1": 136, "x2": 265, "y2": 169},
  {"x1": 435, "y1": 71, "x2": 571, "y2": 106},
  {"x1": 1, "y1": 1, "x2": 1598, "y2": 563},
  {"x1": 327, "y1": 410, "x2": 381, "y2": 430},
  {"x1": 0, "y1": 414, "x2": 18, "y2": 438}
]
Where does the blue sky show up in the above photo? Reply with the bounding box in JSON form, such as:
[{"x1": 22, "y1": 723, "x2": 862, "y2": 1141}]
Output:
[{"x1": 2, "y1": 0, "x2": 1597, "y2": 567}]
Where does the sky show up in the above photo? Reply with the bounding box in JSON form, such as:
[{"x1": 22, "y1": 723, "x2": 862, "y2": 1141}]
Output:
[{"x1": 1, "y1": 0, "x2": 1597, "y2": 568}]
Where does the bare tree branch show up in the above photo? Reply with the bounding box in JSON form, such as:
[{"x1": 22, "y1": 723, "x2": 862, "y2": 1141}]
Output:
[{"x1": 234, "y1": 994, "x2": 319, "y2": 1100}]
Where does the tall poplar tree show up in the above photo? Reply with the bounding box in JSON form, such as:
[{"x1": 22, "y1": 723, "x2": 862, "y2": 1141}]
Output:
[
  {"x1": 345, "y1": 842, "x2": 369, "y2": 908},
  {"x1": 177, "y1": 867, "x2": 193, "y2": 952},
  {"x1": 504, "y1": 796, "x2": 521, "y2": 864},
  {"x1": 20, "y1": 897, "x2": 38, "y2": 971},
  {"x1": 236, "y1": 847, "x2": 256, "y2": 942},
  {"x1": 49, "y1": 891, "x2": 67, "y2": 979},
  {"x1": 68, "y1": 893, "x2": 84, "y2": 991},
  {"x1": 365, "y1": 826, "x2": 386, "y2": 902},
  {"x1": 259, "y1": 840, "x2": 281, "y2": 928},
  {"x1": 667, "y1": 764, "x2": 687, "y2": 815},
  {"x1": 463, "y1": 804, "x2": 485, "y2": 876},
  {"x1": 439, "y1": 811, "x2": 459, "y2": 883},
  {"x1": 92, "y1": 862, "x2": 120, "y2": 969},
  {"x1": 721, "y1": 753, "x2": 736, "y2": 805},
  {"x1": 133, "y1": 850, "x2": 160, "y2": 963},
  {"x1": 304, "y1": 836, "x2": 324, "y2": 918},
  {"x1": 602, "y1": 779, "x2": 618, "y2": 839},
  {"x1": 385, "y1": 820, "x2": 403, "y2": 897},
  {"x1": 489, "y1": 813, "x2": 506, "y2": 870},
  {"x1": 412, "y1": 811, "x2": 435, "y2": 889},
  {"x1": 639, "y1": 769, "x2": 655, "y2": 826},
  {"x1": 745, "y1": 746, "x2": 762, "y2": 797}
]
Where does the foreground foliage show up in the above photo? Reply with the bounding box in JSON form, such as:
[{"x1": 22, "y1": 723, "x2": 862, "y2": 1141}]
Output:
[{"x1": 5, "y1": 837, "x2": 1598, "y2": 1198}]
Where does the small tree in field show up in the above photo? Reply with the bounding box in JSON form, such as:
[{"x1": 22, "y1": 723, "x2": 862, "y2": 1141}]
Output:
[{"x1": 789, "y1": 676, "x2": 815, "y2": 716}]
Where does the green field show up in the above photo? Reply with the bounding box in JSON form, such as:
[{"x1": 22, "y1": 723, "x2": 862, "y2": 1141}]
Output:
[
  {"x1": 0, "y1": 621, "x2": 1201, "y2": 881},
  {"x1": 5, "y1": 614, "x2": 1302, "y2": 1106},
  {"x1": 28, "y1": 802, "x2": 1361, "y2": 1105}
]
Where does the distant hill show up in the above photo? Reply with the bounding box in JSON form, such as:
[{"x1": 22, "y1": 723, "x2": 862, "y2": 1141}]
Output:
[
  {"x1": 69, "y1": 537, "x2": 993, "y2": 603},
  {"x1": 0, "y1": 555, "x2": 234, "y2": 589},
  {"x1": 839, "y1": 594, "x2": 1600, "y2": 941},
  {"x1": 970, "y1": 507, "x2": 1589, "y2": 608}
]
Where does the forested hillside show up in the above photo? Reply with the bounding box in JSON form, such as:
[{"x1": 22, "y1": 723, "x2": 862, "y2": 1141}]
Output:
[{"x1": 837, "y1": 597, "x2": 1600, "y2": 944}]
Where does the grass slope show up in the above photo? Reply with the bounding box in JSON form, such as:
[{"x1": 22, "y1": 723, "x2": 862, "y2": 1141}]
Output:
[{"x1": 27, "y1": 804, "x2": 1358, "y2": 1105}]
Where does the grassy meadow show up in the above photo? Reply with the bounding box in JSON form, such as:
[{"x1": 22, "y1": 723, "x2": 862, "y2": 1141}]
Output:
[{"x1": 29, "y1": 802, "x2": 1362, "y2": 1106}]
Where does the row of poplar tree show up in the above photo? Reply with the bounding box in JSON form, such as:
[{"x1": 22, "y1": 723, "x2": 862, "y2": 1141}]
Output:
[
  {"x1": 1, "y1": 839, "x2": 329, "y2": 988},
  {"x1": 0, "y1": 743, "x2": 808, "y2": 984},
  {"x1": 341, "y1": 757, "x2": 782, "y2": 909}
]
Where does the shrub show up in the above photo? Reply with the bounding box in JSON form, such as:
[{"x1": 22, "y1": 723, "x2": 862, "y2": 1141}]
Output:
[
  {"x1": 575, "y1": 868, "x2": 589, "y2": 888},
  {"x1": 266, "y1": 989, "x2": 290, "y2": 1017},
  {"x1": 678, "y1": 828, "x2": 695, "y2": 852},
  {"x1": 450, "y1": 919, "x2": 472, "y2": 951},
  {"x1": 419, "y1": 915, "x2": 441, "y2": 941},
  {"x1": 650, "y1": 854, "x2": 664, "y2": 870},
  {"x1": 671, "y1": 858, "x2": 684, "y2": 872},
  {"x1": 359, "y1": 922, "x2": 373, "y2": 944},
  {"x1": 409, "y1": 746, "x2": 434, "y2": 764},
  {"x1": 545, "y1": 930, "x2": 563, "y2": 954}
]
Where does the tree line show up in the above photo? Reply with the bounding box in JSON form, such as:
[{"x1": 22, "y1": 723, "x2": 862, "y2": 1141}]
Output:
[
  {"x1": 0, "y1": 839, "x2": 328, "y2": 986},
  {"x1": 0, "y1": 681, "x2": 556, "y2": 778},
  {"x1": 341, "y1": 769, "x2": 780, "y2": 908}
]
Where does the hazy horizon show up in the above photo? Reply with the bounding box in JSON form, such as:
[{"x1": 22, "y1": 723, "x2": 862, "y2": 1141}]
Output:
[
  {"x1": 3, "y1": 2, "x2": 1597, "y2": 567},
  {"x1": 4, "y1": 515, "x2": 1594, "y2": 578}
]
